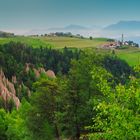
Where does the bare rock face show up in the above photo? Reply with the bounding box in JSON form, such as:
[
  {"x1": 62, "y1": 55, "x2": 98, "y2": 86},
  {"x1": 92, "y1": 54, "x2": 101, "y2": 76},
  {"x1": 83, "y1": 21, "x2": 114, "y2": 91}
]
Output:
[
  {"x1": 38, "y1": 68, "x2": 46, "y2": 74},
  {"x1": 0, "y1": 64, "x2": 56, "y2": 110},
  {"x1": 12, "y1": 76, "x2": 17, "y2": 84},
  {"x1": 0, "y1": 70, "x2": 20, "y2": 110},
  {"x1": 25, "y1": 63, "x2": 56, "y2": 79},
  {"x1": 25, "y1": 63, "x2": 34, "y2": 73},
  {"x1": 25, "y1": 63, "x2": 30, "y2": 73},
  {"x1": 33, "y1": 68, "x2": 40, "y2": 78},
  {"x1": 46, "y1": 70, "x2": 56, "y2": 78}
]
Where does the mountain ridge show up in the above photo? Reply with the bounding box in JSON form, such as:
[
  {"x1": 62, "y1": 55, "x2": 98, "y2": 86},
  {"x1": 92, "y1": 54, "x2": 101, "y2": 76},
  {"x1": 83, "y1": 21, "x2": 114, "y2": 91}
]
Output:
[{"x1": 104, "y1": 20, "x2": 140, "y2": 30}]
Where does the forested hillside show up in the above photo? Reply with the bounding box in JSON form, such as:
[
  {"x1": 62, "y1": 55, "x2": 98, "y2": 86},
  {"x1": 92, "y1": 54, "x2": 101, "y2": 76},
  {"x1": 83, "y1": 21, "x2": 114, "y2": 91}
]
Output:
[{"x1": 0, "y1": 40, "x2": 140, "y2": 140}]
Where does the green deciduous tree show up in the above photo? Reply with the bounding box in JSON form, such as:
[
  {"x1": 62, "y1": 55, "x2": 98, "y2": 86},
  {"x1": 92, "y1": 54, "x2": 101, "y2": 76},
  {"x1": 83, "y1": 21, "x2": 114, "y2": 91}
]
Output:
[{"x1": 88, "y1": 72, "x2": 140, "y2": 140}]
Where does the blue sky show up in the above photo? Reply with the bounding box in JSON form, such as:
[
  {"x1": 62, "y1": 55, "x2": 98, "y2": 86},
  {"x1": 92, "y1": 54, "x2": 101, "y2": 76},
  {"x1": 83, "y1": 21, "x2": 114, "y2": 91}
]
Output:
[{"x1": 0, "y1": 0, "x2": 140, "y2": 30}]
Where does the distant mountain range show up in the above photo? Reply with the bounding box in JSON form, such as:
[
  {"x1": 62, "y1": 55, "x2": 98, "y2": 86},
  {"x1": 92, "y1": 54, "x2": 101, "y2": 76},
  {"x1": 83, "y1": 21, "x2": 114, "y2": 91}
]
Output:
[
  {"x1": 104, "y1": 21, "x2": 140, "y2": 31},
  {"x1": 64, "y1": 24, "x2": 88, "y2": 30},
  {"x1": 26, "y1": 24, "x2": 91, "y2": 35},
  {"x1": 29, "y1": 21, "x2": 140, "y2": 34},
  {"x1": 48, "y1": 24, "x2": 88, "y2": 31}
]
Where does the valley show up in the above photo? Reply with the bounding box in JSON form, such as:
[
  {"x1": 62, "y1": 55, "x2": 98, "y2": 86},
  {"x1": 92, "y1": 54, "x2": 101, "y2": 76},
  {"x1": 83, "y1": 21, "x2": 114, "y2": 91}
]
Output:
[{"x1": 1, "y1": 0, "x2": 140, "y2": 139}]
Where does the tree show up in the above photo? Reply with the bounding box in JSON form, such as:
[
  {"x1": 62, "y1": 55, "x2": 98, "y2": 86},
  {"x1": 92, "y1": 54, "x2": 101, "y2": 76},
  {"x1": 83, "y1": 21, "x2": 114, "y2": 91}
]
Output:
[
  {"x1": 0, "y1": 109, "x2": 7, "y2": 140},
  {"x1": 5, "y1": 99, "x2": 31, "y2": 140},
  {"x1": 62, "y1": 51, "x2": 107, "y2": 139},
  {"x1": 26, "y1": 76, "x2": 61, "y2": 140},
  {"x1": 88, "y1": 72, "x2": 140, "y2": 140},
  {"x1": 89, "y1": 36, "x2": 93, "y2": 40}
]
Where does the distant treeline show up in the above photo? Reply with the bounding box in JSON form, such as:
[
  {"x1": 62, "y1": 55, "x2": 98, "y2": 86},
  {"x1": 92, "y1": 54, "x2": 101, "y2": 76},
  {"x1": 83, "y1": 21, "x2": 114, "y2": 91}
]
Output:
[
  {"x1": 30, "y1": 32, "x2": 85, "y2": 38},
  {"x1": 0, "y1": 31, "x2": 14, "y2": 37}
]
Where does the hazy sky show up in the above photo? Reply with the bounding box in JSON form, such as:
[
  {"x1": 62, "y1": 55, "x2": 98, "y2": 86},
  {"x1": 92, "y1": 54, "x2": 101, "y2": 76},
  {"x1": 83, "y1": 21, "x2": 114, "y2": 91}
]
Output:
[{"x1": 0, "y1": 0, "x2": 140, "y2": 30}]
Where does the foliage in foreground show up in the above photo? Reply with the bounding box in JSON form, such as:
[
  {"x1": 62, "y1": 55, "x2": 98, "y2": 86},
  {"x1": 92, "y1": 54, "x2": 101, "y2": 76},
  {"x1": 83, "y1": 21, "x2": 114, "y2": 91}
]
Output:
[
  {"x1": 0, "y1": 42, "x2": 140, "y2": 140},
  {"x1": 87, "y1": 70, "x2": 140, "y2": 140},
  {"x1": 0, "y1": 99, "x2": 31, "y2": 140}
]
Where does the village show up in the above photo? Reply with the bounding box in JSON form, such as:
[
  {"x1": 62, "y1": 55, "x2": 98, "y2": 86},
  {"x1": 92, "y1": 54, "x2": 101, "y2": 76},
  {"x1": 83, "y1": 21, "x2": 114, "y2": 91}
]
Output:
[{"x1": 101, "y1": 34, "x2": 139, "y2": 49}]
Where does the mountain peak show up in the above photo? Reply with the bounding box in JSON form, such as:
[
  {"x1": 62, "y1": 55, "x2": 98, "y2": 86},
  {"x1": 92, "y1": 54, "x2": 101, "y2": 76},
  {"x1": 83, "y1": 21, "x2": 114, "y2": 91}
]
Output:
[
  {"x1": 65, "y1": 24, "x2": 88, "y2": 30},
  {"x1": 104, "y1": 20, "x2": 140, "y2": 30}
]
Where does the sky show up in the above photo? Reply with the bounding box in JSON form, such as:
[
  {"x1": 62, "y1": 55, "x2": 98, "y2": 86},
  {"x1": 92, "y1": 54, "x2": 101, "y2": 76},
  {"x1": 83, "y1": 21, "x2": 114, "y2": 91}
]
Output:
[{"x1": 0, "y1": 0, "x2": 140, "y2": 33}]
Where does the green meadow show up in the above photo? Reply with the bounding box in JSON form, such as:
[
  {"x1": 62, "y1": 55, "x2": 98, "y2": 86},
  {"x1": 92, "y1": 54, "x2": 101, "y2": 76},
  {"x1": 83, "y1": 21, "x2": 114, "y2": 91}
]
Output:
[
  {"x1": 116, "y1": 47, "x2": 140, "y2": 66},
  {"x1": 0, "y1": 36, "x2": 50, "y2": 48},
  {"x1": 0, "y1": 36, "x2": 108, "y2": 48},
  {"x1": 39, "y1": 36, "x2": 108, "y2": 48}
]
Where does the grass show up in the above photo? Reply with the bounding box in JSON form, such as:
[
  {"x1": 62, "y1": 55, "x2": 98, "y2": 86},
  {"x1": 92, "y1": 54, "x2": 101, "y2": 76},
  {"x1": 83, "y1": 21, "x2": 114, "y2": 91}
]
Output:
[
  {"x1": 0, "y1": 36, "x2": 108, "y2": 49},
  {"x1": 116, "y1": 47, "x2": 140, "y2": 66},
  {"x1": 0, "y1": 36, "x2": 50, "y2": 48},
  {"x1": 36, "y1": 36, "x2": 108, "y2": 49}
]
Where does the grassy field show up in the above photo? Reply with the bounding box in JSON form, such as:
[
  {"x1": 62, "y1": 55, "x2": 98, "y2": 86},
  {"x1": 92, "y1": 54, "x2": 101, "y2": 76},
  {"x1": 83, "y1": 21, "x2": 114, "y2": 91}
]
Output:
[
  {"x1": 0, "y1": 36, "x2": 140, "y2": 66},
  {"x1": 39, "y1": 36, "x2": 108, "y2": 48},
  {"x1": 116, "y1": 47, "x2": 140, "y2": 66},
  {"x1": 0, "y1": 36, "x2": 108, "y2": 49},
  {"x1": 0, "y1": 36, "x2": 50, "y2": 48}
]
